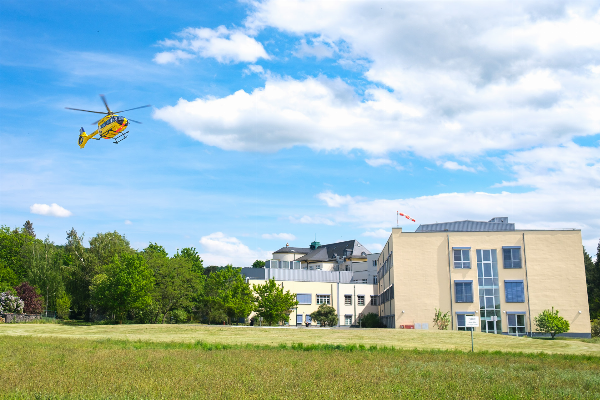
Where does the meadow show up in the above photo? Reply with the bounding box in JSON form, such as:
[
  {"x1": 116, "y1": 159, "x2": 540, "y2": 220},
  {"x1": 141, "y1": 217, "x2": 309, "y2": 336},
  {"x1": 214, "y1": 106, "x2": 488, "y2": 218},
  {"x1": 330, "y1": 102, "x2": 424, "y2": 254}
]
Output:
[{"x1": 1, "y1": 325, "x2": 599, "y2": 399}]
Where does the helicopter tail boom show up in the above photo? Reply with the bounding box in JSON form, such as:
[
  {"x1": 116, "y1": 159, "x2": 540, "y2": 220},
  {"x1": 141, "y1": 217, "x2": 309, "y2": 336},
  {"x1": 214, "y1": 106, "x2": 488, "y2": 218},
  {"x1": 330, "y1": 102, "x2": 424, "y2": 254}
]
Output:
[{"x1": 78, "y1": 127, "x2": 99, "y2": 149}]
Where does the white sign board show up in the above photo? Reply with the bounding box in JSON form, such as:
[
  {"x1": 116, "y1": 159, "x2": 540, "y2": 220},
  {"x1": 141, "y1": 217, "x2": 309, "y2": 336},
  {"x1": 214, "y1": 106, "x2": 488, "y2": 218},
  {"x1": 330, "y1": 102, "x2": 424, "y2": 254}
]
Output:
[{"x1": 465, "y1": 316, "x2": 479, "y2": 327}]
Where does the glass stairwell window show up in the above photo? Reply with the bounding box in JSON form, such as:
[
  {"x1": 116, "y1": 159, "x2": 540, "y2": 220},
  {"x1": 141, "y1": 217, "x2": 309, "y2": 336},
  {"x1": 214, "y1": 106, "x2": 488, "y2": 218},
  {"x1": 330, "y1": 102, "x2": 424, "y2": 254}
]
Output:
[{"x1": 477, "y1": 249, "x2": 502, "y2": 334}]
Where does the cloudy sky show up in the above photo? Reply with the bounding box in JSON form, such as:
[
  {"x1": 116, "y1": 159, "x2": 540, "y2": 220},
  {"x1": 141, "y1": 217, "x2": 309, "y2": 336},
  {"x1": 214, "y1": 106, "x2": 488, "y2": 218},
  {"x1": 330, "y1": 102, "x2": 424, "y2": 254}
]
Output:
[{"x1": 1, "y1": 0, "x2": 599, "y2": 266}]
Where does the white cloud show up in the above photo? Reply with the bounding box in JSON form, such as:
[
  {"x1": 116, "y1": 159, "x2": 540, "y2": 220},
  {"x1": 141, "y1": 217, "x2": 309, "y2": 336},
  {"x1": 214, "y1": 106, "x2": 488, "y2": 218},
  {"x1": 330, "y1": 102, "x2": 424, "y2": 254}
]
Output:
[
  {"x1": 294, "y1": 39, "x2": 334, "y2": 59},
  {"x1": 317, "y1": 190, "x2": 355, "y2": 207},
  {"x1": 441, "y1": 161, "x2": 476, "y2": 173},
  {"x1": 362, "y1": 229, "x2": 391, "y2": 239},
  {"x1": 309, "y1": 142, "x2": 600, "y2": 253},
  {"x1": 30, "y1": 203, "x2": 72, "y2": 217},
  {"x1": 154, "y1": 26, "x2": 269, "y2": 64},
  {"x1": 199, "y1": 232, "x2": 272, "y2": 267},
  {"x1": 262, "y1": 233, "x2": 297, "y2": 240},
  {"x1": 365, "y1": 158, "x2": 403, "y2": 170},
  {"x1": 289, "y1": 215, "x2": 335, "y2": 225},
  {"x1": 364, "y1": 243, "x2": 384, "y2": 252},
  {"x1": 124, "y1": 220, "x2": 132, "y2": 225}
]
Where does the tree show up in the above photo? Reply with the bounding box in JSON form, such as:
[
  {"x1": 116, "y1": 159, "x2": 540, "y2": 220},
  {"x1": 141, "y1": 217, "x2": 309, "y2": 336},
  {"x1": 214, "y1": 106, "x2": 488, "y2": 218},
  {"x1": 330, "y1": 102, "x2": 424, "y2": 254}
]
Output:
[
  {"x1": 252, "y1": 260, "x2": 265, "y2": 269},
  {"x1": 585, "y1": 241, "x2": 600, "y2": 320},
  {"x1": 90, "y1": 254, "x2": 155, "y2": 323},
  {"x1": 310, "y1": 303, "x2": 338, "y2": 327},
  {"x1": 433, "y1": 308, "x2": 451, "y2": 330},
  {"x1": 89, "y1": 231, "x2": 134, "y2": 267},
  {"x1": 198, "y1": 266, "x2": 253, "y2": 324},
  {"x1": 56, "y1": 292, "x2": 71, "y2": 319},
  {"x1": 534, "y1": 307, "x2": 570, "y2": 339},
  {"x1": 361, "y1": 312, "x2": 385, "y2": 328},
  {"x1": 63, "y1": 228, "x2": 99, "y2": 319},
  {"x1": 145, "y1": 247, "x2": 202, "y2": 323},
  {"x1": 14, "y1": 282, "x2": 43, "y2": 314},
  {"x1": 174, "y1": 247, "x2": 204, "y2": 275},
  {"x1": 0, "y1": 225, "x2": 35, "y2": 282},
  {"x1": 253, "y1": 278, "x2": 298, "y2": 326},
  {"x1": 23, "y1": 220, "x2": 35, "y2": 238},
  {"x1": 144, "y1": 242, "x2": 168, "y2": 258}
]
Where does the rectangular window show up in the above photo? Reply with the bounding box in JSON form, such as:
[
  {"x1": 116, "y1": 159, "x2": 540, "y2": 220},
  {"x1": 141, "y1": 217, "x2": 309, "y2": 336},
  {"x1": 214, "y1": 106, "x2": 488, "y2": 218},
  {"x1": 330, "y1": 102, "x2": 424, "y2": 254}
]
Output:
[
  {"x1": 507, "y1": 313, "x2": 526, "y2": 336},
  {"x1": 345, "y1": 315, "x2": 352, "y2": 325},
  {"x1": 296, "y1": 314, "x2": 303, "y2": 324},
  {"x1": 296, "y1": 293, "x2": 311, "y2": 305},
  {"x1": 370, "y1": 295, "x2": 378, "y2": 306},
  {"x1": 357, "y1": 295, "x2": 365, "y2": 306},
  {"x1": 456, "y1": 313, "x2": 475, "y2": 331},
  {"x1": 373, "y1": 276, "x2": 378, "y2": 284},
  {"x1": 372, "y1": 260, "x2": 377, "y2": 267},
  {"x1": 455, "y1": 281, "x2": 473, "y2": 303},
  {"x1": 453, "y1": 249, "x2": 471, "y2": 268},
  {"x1": 505, "y1": 281, "x2": 525, "y2": 303},
  {"x1": 281, "y1": 261, "x2": 290, "y2": 269},
  {"x1": 315, "y1": 264, "x2": 322, "y2": 270},
  {"x1": 305, "y1": 315, "x2": 312, "y2": 323},
  {"x1": 503, "y1": 247, "x2": 522, "y2": 269},
  {"x1": 344, "y1": 295, "x2": 352, "y2": 306},
  {"x1": 316, "y1": 294, "x2": 330, "y2": 305}
]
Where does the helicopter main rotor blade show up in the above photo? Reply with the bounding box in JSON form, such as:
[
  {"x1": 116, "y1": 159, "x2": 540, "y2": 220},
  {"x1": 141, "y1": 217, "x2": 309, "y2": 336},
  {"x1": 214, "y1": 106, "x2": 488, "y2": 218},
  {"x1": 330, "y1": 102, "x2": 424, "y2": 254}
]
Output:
[
  {"x1": 100, "y1": 94, "x2": 112, "y2": 114},
  {"x1": 91, "y1": 118, "x2": 103, "y2": 125},
  {"x1": 127, "y1": 119, "x2": 143, "y2": 124},
  {"x1": 65, "y1": 107, "x2": 108, "y2": 114},
  {"x1": 114, "y1": 104, "x2": 151, "y2": 113}
]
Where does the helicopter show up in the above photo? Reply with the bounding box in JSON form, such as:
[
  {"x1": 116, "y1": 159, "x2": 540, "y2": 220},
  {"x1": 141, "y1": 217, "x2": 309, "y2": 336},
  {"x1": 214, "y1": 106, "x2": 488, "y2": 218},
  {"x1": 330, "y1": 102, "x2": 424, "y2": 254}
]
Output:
[{"x1": 65, "y1": 95, "x2": 150, "y2": 148}]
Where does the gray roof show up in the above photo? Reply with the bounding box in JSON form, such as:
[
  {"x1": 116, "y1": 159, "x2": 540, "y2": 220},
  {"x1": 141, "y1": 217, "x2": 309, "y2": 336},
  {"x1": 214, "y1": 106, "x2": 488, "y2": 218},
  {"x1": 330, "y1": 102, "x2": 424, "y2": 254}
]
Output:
[
  {"x1": 296, "y1": 240, "x2": 372, "y2": 262},
  {"x1": 415, "y1": 217, "x2": 515, "y2": 232},
  {"x1": 273, "y1": 246, "x2": 311, "y2": 254}
]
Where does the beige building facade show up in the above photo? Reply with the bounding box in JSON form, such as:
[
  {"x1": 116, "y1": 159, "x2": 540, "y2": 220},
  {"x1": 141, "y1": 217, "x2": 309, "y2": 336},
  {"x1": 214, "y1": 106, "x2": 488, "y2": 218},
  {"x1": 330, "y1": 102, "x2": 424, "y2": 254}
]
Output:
[{"x1": 377, "y1": 218, "x2": 591, "y2": 337}]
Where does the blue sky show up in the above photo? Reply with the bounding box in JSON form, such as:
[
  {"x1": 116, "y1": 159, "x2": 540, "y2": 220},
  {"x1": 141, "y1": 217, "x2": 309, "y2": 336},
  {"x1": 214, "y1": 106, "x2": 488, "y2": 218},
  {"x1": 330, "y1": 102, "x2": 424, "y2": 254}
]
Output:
[{"x1": 1, "y1": 0, "x2": 599, "y2": 266}]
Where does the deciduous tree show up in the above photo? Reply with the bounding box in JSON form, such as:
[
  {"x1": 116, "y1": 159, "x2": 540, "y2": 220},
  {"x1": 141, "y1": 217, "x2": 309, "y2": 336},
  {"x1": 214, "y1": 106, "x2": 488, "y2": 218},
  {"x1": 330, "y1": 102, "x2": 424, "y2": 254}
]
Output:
[
  {"x1": 310, "y1": 303, "x2": 338, "y2": 327},
  {"x1": 534, "y1": 307, "x2": 570, "y2": 339},
  {"x1": 253, "y1": 279, "x2": 298, "y2": 326},
  {"x1": 585, "y1": 241, "x2": 600, "y2": 320},
  {"x1": 14, "y1": 282, "x2": 43, "y2": 314},
  {"x1": 252, "y1": 260, "x2": 265, "y2": 268}
]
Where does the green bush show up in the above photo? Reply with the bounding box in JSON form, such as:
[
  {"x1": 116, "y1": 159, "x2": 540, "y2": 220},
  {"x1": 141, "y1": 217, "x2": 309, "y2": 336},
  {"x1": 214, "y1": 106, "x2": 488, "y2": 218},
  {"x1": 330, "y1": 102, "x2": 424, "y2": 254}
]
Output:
[
  {"x1": 534, "y1": 307, "x2": 570, "y2": 339},
  {"x1": 56, "y1": 293, "x2": 71, "y2": 320},
  {"x1": 591, "y1": 319, "x2": 600, "y2": 338},
  {"x1": 361, "y1": 312, "x2": 385, "y2": 328},
  {"x1": 170, "y1": 309, "x2": 188, "y2": 324}
]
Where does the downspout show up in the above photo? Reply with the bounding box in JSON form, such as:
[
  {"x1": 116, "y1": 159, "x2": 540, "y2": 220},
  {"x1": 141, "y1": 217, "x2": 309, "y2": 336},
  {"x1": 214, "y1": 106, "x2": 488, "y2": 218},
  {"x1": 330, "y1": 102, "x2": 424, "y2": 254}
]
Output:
[
  {"x1": 354, "y1": 285, "x2": 357, "y2": 325},
  {"x1": 523, "y1": 232, "x2": 532, "y2": 337},
  {"x1": 447, "y1": 234, "x2": 454, "y2": 330},
  {"x1": 337, "y1": 281, "x2": 340, "y2": 327}
]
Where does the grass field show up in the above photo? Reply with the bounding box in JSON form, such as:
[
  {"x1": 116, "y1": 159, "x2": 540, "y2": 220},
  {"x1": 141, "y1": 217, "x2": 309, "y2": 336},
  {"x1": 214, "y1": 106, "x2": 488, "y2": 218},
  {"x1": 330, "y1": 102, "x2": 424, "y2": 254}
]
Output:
[
  {"x1": 1, "y1": 334, "x2": 599, "y2": 399},
  {"x1": 0, "y1": 323, "x2": 598, "y2": 355}
]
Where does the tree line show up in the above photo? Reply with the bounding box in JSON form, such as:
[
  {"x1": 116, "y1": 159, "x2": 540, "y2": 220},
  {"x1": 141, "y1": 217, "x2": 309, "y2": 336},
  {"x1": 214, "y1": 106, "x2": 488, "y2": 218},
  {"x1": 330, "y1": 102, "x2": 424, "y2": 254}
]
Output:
[{"x1": 0, "y1": 222, "x2": 298, "y2": 324}]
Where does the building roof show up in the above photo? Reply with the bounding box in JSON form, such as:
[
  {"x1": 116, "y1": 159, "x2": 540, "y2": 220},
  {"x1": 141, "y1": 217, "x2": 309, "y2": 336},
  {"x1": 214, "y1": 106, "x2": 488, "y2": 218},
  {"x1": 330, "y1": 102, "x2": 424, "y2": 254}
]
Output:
[
  {"x1": 296, "y1": 240, "x2": 372, "y2": 262},
  {"x1": 415, "y1": 217, "x2": 515, "y2": 232},
  {"x1": 273, "y1": 246, "x2": 311, "y2": 254}
]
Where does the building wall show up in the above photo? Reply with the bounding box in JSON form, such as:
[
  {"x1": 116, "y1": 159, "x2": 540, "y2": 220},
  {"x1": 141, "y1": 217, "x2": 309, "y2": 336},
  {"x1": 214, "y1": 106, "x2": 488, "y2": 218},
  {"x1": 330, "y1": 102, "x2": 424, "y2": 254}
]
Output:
[
  {"x1": 249, "y1": 279, "x2": 377, "y2": 326},
  {"x1": 380, "y1": 228, "x2": 590, "y2": 336},
  {"x1": 273, "y1": 252, "x2": 306, "y2": 262}
]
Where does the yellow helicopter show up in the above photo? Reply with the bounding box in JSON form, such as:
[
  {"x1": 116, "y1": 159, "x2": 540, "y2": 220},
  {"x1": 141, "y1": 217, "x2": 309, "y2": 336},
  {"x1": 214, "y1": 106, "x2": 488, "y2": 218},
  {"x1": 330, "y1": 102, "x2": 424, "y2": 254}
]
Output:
[{"x1": 65, "y1": 95, "x2": 150, "y2": 148}]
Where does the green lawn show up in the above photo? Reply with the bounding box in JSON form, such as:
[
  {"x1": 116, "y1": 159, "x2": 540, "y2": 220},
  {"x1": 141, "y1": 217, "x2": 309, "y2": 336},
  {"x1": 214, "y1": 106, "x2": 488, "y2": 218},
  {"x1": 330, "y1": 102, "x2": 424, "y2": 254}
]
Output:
[
  {"x1": 0, "y1": 335, "x2": 598, "y2": 399},
  {"x1": 0, "y1": 323, "x2": 598, "y2": 355}
]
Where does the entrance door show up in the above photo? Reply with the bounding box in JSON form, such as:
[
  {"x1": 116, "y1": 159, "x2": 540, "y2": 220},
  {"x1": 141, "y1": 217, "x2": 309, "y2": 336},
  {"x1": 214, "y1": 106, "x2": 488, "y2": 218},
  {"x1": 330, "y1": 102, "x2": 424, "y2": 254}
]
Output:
[{"x1": 484, "y1": 317, "x2": 499, "y2": 334}]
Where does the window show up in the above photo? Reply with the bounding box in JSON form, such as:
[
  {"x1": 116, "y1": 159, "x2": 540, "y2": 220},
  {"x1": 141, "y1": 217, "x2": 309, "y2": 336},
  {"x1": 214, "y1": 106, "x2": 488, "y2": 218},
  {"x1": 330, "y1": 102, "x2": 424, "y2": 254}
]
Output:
[
  {"x1": 455, "y1": 281, "x2": 473, "y2": 303},
  {"x1": 370, "y1": 295, "x2": 378, "y2": 306},
  {"x1": 503, "y1": 247, "x2": 522, "y2": 268},
  {"x1": 373, "y1": 276, "x2": 378, "y2": 284},
  {"x1": 296, "y1": 294, "x2": 311, "y2": 305},
  {"x1": 305, "y1": 315, "x2": 312, "y2": 323},
  {"x1": 456, "y1": 313, "x2": 475, "y2": 331},
  {"x1": 504, "y1": 281, "x2": 525, "y2": 303},
  {"x1": 372, "y1": 260, "x2": 377, "y2": 267},
  {"x1": 296, "y1": 314, "x2": 303, "y2": 324},
  {"x1": 281, "y1": 261, "x2": 290, "y2": 269},
  {"x1": 357, "y1": 295, "x2": 365, "y2": 306},
  {"x1": 507, "y1": 313, "x2": 526, "y2": 336},
  {"x1": 345, "y1": 315, "x2": 352, "y2": 325},
  {"x1": 344, "y1": 295, "x2": 352, "y2": 306},
  {"x1": 315, "y1": 264, "x2": 322, "y2": 270},
  {"x1": 453, "y1": 248, "x2": 471, "y2": 268},
  {"x1": 316, "y1": 294, "x2": 330, "y2": 305}
]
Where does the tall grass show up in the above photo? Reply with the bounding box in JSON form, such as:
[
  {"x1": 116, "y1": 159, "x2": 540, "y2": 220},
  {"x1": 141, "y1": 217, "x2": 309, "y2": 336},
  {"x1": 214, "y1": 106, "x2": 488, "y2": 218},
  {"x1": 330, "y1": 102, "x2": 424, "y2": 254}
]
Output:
[{"x1": 0, "y1": 336, "x2": 598, "y2": 399}]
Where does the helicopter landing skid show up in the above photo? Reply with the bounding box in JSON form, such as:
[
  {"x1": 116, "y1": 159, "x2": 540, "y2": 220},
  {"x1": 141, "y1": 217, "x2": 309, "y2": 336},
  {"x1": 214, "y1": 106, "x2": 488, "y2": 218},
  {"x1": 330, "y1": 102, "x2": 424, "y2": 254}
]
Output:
[{"x1": 113, "y1": 131, "x2": 129, "y2": 144}]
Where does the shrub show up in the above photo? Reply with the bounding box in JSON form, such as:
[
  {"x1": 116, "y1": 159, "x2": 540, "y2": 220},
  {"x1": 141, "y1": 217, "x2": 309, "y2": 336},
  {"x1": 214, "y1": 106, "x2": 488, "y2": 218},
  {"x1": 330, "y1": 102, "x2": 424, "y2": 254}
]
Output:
[
  {"x1": 361, "y1": 312, "x2": 385, "y2": 328},
  {"x1": 591, "y1": 319, "x2": 600, "y2": 338},
  {"x1": 0, "y1": 291, "x2": 24, "y2": 314},
  {"x1": 310, "y1": 303, "x2": 338, "y2": 327},
  {"x1": 433, "y1": 308, "x2": 450, "y2": 330},
  {"x1": 14, "y1": 282, "x2": 43, "y2": 314},
  {"x1": 170, "y1": 309, "x2": 188, "y2": 324},
  {"x1": 534, "y1": 307, "x2": 570, "y2": 339},
  {"x1": 56, "y1": 293, "x2": 71, "y2": 320}
]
